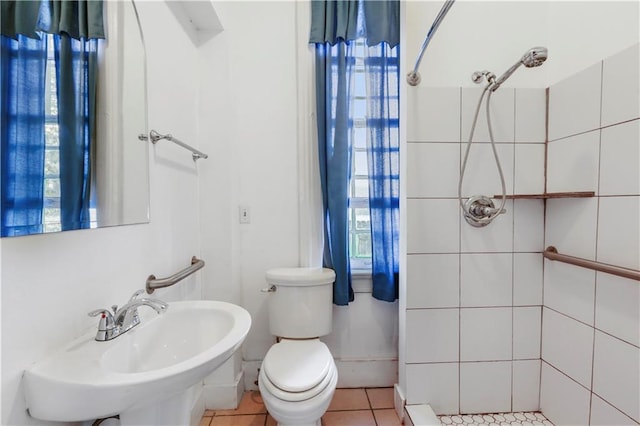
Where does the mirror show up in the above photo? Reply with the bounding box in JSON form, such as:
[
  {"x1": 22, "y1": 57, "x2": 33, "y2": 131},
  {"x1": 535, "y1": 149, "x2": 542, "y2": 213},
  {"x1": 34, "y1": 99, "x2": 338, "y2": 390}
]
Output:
[{"x1": 0, "y1": 0, "x2": 149, "y2": 237}]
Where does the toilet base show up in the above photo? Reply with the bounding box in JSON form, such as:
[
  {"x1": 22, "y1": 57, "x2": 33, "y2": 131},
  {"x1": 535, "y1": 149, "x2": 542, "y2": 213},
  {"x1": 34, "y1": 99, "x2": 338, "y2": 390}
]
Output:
[{"x1": 259, "y1": 360, "x2": 338, "y2": 426}]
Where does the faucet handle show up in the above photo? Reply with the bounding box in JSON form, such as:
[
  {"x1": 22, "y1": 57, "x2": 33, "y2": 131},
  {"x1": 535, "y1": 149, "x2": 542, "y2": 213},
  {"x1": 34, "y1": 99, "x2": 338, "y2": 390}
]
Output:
[
  {"x1": 88, "y1": 309, "x2": 117, "y2": 341},
  {"x1": 129, "y1": 289, "x2": 146, "y2": 302}
]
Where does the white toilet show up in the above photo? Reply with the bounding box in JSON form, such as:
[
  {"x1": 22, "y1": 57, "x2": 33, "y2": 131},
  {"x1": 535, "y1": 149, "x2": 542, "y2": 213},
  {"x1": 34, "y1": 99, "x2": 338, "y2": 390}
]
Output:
[{"x1": 258, "y1": 268, "x2": 338, "y2": 426}]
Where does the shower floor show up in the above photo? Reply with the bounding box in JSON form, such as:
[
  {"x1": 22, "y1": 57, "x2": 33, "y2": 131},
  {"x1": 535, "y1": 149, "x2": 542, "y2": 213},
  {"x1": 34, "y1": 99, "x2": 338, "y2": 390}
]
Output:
[{"x1": 439, "y1": 411, "x2": 554, "y2": 425}]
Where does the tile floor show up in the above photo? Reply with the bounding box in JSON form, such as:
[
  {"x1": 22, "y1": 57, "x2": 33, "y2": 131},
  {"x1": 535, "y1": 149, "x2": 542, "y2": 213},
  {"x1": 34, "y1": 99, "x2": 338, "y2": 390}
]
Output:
[
  {"x1": 439, "y1": 412, "x2": 554, "y2": 425},
  {"x1": 199, "y1": 388, "x2": 554, "y2": 426},
  {"x1": 199, "y1": 387, "x2": 401, "y2": 426}
]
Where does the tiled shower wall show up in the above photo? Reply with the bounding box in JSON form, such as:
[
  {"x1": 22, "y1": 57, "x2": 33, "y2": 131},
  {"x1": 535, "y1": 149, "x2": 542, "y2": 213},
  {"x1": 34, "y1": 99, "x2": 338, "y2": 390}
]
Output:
[
  {"x1": 404, "y1": 85, "x2": 547, "y2": 414},
  {"x1": 540, "y1": 44, "x2": 640, "y2": 426}
]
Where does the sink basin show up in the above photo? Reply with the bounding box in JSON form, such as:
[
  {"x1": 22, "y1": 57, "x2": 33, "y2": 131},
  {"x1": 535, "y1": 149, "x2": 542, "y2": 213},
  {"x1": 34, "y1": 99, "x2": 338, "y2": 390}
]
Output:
[{"x1": 23, "y1": 300, "x2": 251, "y2": 423}]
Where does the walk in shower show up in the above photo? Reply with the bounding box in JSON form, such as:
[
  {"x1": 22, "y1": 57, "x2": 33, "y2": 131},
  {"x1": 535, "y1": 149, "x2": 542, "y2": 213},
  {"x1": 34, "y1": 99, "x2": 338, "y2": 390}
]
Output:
[{"x1": 402, "y1": 2, "x2": 639, "y2": 426}]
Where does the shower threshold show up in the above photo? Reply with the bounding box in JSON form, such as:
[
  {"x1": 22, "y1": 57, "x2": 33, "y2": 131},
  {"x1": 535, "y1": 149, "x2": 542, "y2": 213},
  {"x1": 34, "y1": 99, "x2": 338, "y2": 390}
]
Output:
[{"x1": 439, "y1": 411, "x2": 554, "y2": 425}]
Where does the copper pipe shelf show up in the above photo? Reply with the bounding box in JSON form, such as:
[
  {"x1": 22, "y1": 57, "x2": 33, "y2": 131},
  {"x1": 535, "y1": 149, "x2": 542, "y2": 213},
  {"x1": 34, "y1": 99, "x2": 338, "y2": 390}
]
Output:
[
  {"x1": 493, "y1": 191, "x2": 595, "y2": 200},
  {"x1": 543, "y1": 246, "x2": 640, "y2": 282}
]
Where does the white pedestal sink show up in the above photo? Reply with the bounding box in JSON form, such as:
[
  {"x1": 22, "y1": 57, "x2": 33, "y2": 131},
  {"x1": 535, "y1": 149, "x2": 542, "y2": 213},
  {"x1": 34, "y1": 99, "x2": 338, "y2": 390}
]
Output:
[{"x1": 23, "y1": 300, "x2": 251, "y2": 425}]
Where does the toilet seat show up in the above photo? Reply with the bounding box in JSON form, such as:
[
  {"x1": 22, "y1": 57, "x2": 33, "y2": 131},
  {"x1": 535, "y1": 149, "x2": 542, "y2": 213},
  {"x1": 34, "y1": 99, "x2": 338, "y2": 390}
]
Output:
[{"x1": 261, "y1": 339, "x2": 335, "y2": 402}]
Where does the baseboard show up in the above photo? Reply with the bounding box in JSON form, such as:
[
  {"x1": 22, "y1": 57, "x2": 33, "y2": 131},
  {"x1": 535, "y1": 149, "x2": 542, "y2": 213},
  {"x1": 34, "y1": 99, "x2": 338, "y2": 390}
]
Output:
[
  {"x1": 203, "y1": 370, "x2": 245, "y2": 409},
  {"x1": 394, "y1": 383, "x2": 406, "y2": 422},
  {"x1": 334, "y1": 358, "x2": 397, "y2": 388}
]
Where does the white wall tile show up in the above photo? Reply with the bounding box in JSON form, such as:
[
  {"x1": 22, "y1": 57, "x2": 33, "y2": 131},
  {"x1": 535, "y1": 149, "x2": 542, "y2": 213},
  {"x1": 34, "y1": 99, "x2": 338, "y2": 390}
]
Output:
[
  {"x1": 540, "y1": 362, "x2": 591, "y2": 426},
  {"x1": 460, "y1": 143, "x2": 514, "y2": 196},
  {"x1": 513, "y1": 253, "x2": 543, "y2": 306},
  {"x1": 406, "y1": 309, "x2": 459, "y2": 363},
  {"x1": 515, "y1": 88, "x2": 547, "y2": 143},
  {"x1": 595, "y1": 273, "x2": 640, "y2": 347},
  {"x1": 462, "y1": 88, "x2": 515, "y2": 143},
  {"x1": 407, "y1": 87, "x2": 461, "y2": 142},
  {"x1": 407, "y1": 199, "x2": 460, "y2": 254},
  {"x1": 513, "y1": 307, "x2": 542, "y2": 360},
  {"x1": 548, "y1": 62, "x2": 602, "y2": 140},
  {"x1": 545, "y1": 198, "x2": 598, "y2": 260},
  {"x1": 546, "y1": 131, "x2": 600, "y2": 194},
  {"x1": 460, "y1": 361, "x2": 512, "y2": 414},
  {"x1": 460, "y1": 200, "x2": 513, "y2": 253},
  {"x1": 513, "y1": 200, "x2": 544, "y2": 252},
  {"x1": 514, "y1": 144, "x2": 545, "y2": 194},
  {"x1": 460, "y1": 308, "x2": 512, "y2": 361},
  {"x1": 513, "y1": 360, "x2": 541, "y2": 412},
  {"x1": 541, "y1": 308, "x2": 593, "y2": 388},
  {"x1": 406, "y1": 254, "x2": 459, "y2": 309},
  {"x1": 407, "y1": 143, "x2": 460, "y2": 198},
  {"x1": 599, "y1": 120, "x2": 640, "y2": 196},
  {"x1": 593, "y1": 331, "x2": 640, "y2": 423},
  {"x1": 590, "y1": 394, "x2": 639, "y2": 426},
  {"x1": 597, "y1": 196, "x2": 640, "y2": 270},
  {"x1": 543, "y1": 260, "x2": 596, "y2": 325},
  {"x1": 602, "y1": 43, "x2": 640, "y2": 127},
  {"x1": 460, "y1": 254, "x2": 512, "y2": 307},
  {"x1": 406, "y1": 363, "x2": 459, "y2": 414}
]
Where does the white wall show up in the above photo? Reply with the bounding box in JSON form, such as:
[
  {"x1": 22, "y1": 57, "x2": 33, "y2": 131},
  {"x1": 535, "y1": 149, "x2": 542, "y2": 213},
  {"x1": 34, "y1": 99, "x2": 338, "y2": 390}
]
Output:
[
  {"x1": 197, "y1": 1, "x2": 399, "y2": 392},
  {"x1": 0, "y1": 2, "x2": 203, "y2": 424},
  {"x1": 541, "y1": 43, "x2": 640, "y2": 426}
]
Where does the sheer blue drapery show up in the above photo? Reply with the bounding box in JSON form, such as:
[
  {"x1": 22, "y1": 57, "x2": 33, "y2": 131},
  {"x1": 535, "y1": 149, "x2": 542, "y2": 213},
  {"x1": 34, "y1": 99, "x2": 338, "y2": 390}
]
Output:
[
  {"x1": 365, "y1": 43, "x2": 400, "y2": 302},
  {"x1": 312, "y1": 0, "x2": 399, "y2": 304},
  {"x1": 0, "y1": 0, "x2": 103, "y2": 235},
  {"x1": 54, "y1": 35, "x2": 97, "y2": 231},
  {"x1": 315, "y1": 41, "x2": 356, "y2": 305},
  {"x1": 0, "y1": 35, "x2": 48, "y2": 237}
]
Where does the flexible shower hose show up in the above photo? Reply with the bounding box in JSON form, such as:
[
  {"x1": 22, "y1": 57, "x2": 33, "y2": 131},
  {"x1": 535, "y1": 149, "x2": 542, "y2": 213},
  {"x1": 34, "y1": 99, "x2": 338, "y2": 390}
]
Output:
[{"x1": 458, "y1": 85, "x2": 507, "y2": 225}]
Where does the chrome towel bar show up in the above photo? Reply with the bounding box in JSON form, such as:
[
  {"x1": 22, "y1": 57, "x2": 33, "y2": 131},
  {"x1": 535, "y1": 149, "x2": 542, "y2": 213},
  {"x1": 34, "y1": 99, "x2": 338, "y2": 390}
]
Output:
[
  {"x1": 148, "y1": 129, "x2": 209, "y2": 161},
  {"x1": 543, "y1": 246, "x2": 640, "y2": 282},
  {"x1": 146, "y1": 256, "x2": 206, "y2": 294}
]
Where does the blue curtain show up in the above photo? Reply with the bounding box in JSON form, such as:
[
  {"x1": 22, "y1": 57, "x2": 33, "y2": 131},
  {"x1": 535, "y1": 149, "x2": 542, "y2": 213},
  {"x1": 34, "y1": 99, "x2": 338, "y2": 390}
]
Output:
[
  {"x1": 315, "y1": 41, "x2": 356, "y2": 305},
  {"x1": 0, "y1": 0, "x2": 103, "y2": 235},
  {"x1": 312, "y1": 0, "x2": 399, "y2": 304},
  {"x1": 365, "y1": 43, "x2": 400, "y2": 302},
  {"x1": 54, "y1": 35, "x2": 97, "y2": 231},
  {"x1": 0, "y1": 35, "x2": 48, "y2": 237}
]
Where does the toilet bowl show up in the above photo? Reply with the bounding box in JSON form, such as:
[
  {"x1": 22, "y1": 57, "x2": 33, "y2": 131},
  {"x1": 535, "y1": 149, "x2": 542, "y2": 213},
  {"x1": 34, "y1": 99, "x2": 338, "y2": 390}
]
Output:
[
  {"x1": 259, "y1": 268, "x2": 338, "y2": 426},
  {"x1": 259, "y1": 339, "x2": 338, "y2": 426}
]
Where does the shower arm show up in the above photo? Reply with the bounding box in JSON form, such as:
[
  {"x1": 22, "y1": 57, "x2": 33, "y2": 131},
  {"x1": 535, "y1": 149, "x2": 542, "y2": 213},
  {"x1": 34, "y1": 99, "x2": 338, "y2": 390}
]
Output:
[{"x1": 407, "y1": 0, "x2": 456, "y2": 86}]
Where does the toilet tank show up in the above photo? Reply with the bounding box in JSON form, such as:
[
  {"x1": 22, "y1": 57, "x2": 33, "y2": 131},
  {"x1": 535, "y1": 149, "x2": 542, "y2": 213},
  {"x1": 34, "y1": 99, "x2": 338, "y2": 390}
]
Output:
[{"x1": 265, "y1": 268, "x2": 335, "y2": 338}]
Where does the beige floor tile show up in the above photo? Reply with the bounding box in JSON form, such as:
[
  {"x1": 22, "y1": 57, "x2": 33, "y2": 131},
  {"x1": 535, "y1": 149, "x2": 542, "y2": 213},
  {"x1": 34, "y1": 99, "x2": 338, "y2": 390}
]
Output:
[
  {"x1": 210, "y1": 414, "x2": 266, "y2": 426},
  {"x1": 265, "y1": 414, "x2": 277, "y2": 426},
  {"x1": 366, "y1": 387, "x2": 395, "y2": 409},
  {"x1": 322, "y1": 409, "x2": 376, "y2": 426},
  {"x1": 215, "y1": 391, "x2": 267, "y2": 416},
  {"x1": 327, "y1": 388, "x2": 370, "y2": 411},
  {"x1": 199, "y1": 417, "x2": 213, "y2": 426},
  {"x1": 373, "y1": 408, "x2": 402, "y2": 426}
]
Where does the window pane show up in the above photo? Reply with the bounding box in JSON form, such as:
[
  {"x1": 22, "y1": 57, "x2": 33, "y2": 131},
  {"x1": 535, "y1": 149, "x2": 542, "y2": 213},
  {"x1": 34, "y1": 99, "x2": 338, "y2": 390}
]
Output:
[
  {"x1": 44, "y1": 178, "x2": 60, "y2": 198},
  {"x1": 44, "y1": 150, "x2": 59, "y2": 176},
  {"x1": 354, "y1": 178, "x2": 369, "y2": 198},
  {"x1": 43, "y1": 208, "x2": 60, "y2": 224},
  {"x1": 45, "y1": 124, "x2": 59, "y2": 146},
  {"x1": 354, "y1": 151, "x2": 368, "y2": 176},
  {"x1": 353, "y1": 126, "x2": 367, "y2": 149},
  {"x1": 353, "y1": 232, "x2": 372, "y2": 258},
  {"x1": 354, "y1": 208, "x2": 370, "y2": 231}
]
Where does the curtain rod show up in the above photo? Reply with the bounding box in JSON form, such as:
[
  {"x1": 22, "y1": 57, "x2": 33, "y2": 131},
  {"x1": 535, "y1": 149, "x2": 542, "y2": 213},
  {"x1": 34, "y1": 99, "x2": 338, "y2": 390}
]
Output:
[
  {"x1": 543, "y1": 246, "x2": 640, "y2": 282},
  {"x1": 148, "y1": 129, "x2": 209, "y2": 161}
]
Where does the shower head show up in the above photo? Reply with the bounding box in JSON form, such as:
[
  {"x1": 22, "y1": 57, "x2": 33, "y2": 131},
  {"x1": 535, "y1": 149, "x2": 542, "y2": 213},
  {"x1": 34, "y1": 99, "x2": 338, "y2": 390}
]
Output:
[{"x1": 491, "y1": 46, "x2": 548, "y2": 91}]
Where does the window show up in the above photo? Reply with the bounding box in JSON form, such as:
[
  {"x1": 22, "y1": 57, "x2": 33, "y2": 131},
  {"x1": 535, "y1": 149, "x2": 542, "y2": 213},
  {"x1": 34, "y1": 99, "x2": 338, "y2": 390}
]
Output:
[
  {"x1": 348, "y1": 39, "x2": 372, "y2": 271},
  {"x1": 43, "y1": 34, "x2": 61, "y2": 233}
]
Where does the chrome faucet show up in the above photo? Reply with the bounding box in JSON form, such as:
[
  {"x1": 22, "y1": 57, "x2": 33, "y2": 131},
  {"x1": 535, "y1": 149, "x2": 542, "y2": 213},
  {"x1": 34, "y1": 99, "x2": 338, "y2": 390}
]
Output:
[{"x1": 88, "y1": 289, "x2": 168, "y2": 341}]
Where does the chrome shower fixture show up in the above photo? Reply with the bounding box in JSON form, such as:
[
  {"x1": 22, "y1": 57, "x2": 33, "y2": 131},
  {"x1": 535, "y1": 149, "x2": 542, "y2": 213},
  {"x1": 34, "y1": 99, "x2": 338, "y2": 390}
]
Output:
[{"x1": 472, "y1": 46, "x2": 548, "y2": 91}]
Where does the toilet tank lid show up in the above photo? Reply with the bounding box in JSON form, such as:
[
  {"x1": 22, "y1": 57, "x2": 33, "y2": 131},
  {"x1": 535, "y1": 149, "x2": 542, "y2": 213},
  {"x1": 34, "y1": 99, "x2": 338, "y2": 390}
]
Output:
[{"x1": 265, "y1": 268, "x2": 336, "y2": 286}]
